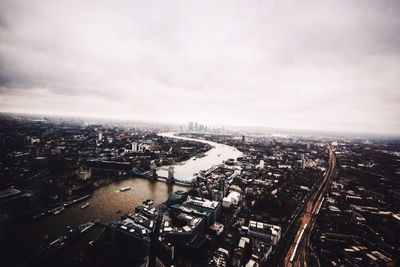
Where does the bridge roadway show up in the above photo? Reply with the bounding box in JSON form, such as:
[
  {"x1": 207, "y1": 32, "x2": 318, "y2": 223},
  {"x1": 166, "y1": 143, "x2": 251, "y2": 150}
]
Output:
[{"x1": 280, "y1": 145, "x2": 336, "y2": 266}]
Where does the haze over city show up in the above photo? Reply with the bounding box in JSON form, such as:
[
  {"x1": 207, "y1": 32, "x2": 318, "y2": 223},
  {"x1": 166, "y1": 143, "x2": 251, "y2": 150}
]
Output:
[{"x1": 1, "y1": 0, "x2": 400, "y2": 134}]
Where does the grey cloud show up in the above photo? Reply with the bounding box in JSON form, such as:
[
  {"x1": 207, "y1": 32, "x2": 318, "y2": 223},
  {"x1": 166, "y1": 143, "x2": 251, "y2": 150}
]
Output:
[{"x1": 0, "y1": 0, "x2": 400, "y2": 134}]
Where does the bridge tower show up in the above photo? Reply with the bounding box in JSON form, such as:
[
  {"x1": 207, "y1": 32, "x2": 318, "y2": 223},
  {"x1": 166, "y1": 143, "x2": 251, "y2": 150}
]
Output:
[
  {"x1": 152, "y1": 167, "x2": 158, "y2": 180},
  {"x1": 167, "y1": 166, "x2": 175, "y2": 184}
]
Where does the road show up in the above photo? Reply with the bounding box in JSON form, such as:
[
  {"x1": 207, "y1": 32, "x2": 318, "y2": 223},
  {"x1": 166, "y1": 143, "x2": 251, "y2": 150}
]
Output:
[{"x1": 280, "y1": 145, "x2": 336, "y2": 267}]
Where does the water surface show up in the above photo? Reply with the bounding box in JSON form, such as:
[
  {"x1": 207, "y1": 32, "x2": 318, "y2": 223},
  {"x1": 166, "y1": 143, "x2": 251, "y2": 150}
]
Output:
[
  {"x1": 157, "y1": 132, "x2": 242, "y2": 181},
  {"x1": 4, "y1": 178, "x2": 185, "y2": 265}
]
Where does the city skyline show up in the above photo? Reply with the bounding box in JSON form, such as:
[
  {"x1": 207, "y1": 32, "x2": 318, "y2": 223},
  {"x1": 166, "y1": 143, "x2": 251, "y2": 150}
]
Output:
[
  {"x1": 1, "y1": 2, "x2": 399, "y2": 266},
  {"x1": 1, "y1": 0, "x2": 400, "y2": 135},
  {"x1": 1, "y1": 115, "x2": 398, "y2": 266}
]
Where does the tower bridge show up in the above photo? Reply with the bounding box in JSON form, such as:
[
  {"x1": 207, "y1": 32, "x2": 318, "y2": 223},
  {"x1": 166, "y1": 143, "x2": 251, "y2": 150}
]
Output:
[{"x1": 151, "y1": 166, "x2": 192, "y2": 187}]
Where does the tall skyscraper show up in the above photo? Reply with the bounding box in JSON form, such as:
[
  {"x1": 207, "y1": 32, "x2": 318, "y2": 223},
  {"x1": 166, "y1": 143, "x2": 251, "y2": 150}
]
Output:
[{"x1": 132, "y1": 142, "x2": 138, "y2": 152}]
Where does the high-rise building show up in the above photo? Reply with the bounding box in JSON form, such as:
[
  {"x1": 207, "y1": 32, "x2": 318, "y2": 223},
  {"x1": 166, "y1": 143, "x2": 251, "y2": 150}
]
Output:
[
  {"x1": 247, "y1": 220, "x2": 281, "y2": 245},
  {"x1": 77, "y1": 167, "x2": 91, "y2": 181},
  {"x1": 259, "y1": 160, "x2": 265, "y2": 169},
  {"x1": 132, "y1": 142, "x2": 138, "y2": 152},
  {"x1": 138, "y1": 144, "x2": 145, "y2": 152}
]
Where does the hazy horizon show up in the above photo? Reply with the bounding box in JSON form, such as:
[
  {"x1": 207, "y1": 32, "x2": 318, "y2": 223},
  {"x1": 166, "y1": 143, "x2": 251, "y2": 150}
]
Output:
[
  {"x1": 1, "y1": 1, "x2": 400, "y2": 135},
  {"x1": 3, "y1": 111, "x2": 400, "y2": 139}
]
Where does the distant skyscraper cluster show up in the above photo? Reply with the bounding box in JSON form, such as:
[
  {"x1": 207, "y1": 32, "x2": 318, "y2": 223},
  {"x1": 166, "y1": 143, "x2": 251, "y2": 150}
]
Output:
[
  {"x1": 180, "y1": 121, "x2": 227, "y2": 134},
  {"x1": 188, "y1": 121, "x2": 206, "y2": 132}
]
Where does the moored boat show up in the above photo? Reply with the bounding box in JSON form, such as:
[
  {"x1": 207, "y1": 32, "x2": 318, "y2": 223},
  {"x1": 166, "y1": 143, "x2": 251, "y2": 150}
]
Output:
[
  {"x1": 120, "y1": 186, "x2": 131, "y2": 192},
  {"x1": 80, "y1": 202, "x2": 90, "y2": 209}
]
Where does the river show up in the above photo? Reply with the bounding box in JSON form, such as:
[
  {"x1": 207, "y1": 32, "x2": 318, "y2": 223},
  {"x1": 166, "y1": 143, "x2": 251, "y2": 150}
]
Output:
[
  {"x1": 156, "y1": 132, "x2": 243, "y2": 181},
  {"x1": 3, "y1": 132, "x2": 242, "y2": 265}
]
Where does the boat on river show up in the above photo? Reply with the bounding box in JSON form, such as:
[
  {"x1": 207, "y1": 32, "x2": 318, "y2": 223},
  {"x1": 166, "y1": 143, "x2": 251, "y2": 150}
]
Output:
[
  {"x1": 33, "y1": 212, "x2": 46, "y2": 220},
  {"x1": 80, "y1": 202, "x2": 90, "y2": 209},
  {"x1": 120, "y1": 187, "x2": 131, "y2": 192},
  {"x1": 49, "y1": 206, "x2": 65, "y2": 215},
  {"x1": 76, "y1": 221, "x2": 95, "y2": 233}
]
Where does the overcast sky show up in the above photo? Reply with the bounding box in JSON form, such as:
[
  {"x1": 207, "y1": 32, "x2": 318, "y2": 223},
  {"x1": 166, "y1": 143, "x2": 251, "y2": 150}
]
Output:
[{"x1": 0, "y1": 1, "x2": 399, "y2": 134}]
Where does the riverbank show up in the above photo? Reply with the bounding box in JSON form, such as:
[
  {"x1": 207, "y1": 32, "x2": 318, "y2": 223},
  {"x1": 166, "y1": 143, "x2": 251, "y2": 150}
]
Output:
[
  {"x1": 3, "y1": 132, "x2": 243, "y2": 266},
  {"x1": 2, "y1": 177, "x2": 186, "y2": 266}
]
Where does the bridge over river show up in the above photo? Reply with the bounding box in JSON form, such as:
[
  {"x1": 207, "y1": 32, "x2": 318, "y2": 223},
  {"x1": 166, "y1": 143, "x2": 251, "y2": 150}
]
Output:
[{"x1": 3, "y1": 132, "x2": 243, "y2": 266}]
